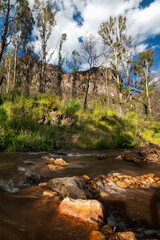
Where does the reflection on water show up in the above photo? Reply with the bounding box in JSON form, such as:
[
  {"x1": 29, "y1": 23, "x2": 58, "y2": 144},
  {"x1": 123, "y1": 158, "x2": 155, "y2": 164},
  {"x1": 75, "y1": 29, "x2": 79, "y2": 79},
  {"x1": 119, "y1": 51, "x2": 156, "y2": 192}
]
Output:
[{"x1": 0, "y1": 150, "x2": 160, "y2": 240}]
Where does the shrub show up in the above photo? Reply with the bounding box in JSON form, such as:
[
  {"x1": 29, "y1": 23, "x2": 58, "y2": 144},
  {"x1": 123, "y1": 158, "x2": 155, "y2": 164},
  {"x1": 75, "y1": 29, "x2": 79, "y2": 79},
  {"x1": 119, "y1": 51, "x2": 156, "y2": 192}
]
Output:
[
  {"x1": 113, "y1": 134, "x2": 133, "y2": 148},
  {"x1": 7, "y1": 130, "x2": 52, "y2": 152},
  {"x1": 0, "y1": 127, "x2": 13, "y2": 151},
  {"x1": 66, "y1": 100, "x2": 80, "y2": 118},
  {"x1": 0, "y1": 107, "x2": 7, "y2": 124}
]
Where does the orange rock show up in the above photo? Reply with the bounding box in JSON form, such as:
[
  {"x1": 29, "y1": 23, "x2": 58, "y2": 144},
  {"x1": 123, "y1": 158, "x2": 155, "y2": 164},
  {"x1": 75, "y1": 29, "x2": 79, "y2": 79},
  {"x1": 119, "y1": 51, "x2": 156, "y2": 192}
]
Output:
[
  {"x1": 39, "y1": 182, "x2": 48, "y2": 187},
  {"x1": 143, "y1": 175, "x2": 148, "y2": 178},
  {"x1": 59, "y1": 197, "x2": 104, "y2": 227},
  {"x1": 117, "y1": 231, "x2": 137, "y2": 240},
  {"x1": 112, "y1": 177, "x2": 118, "y2": 181},
  {"x1": 54, "y1": 158, "x2": 68, "y2": 166},
  {"x1": 83, "y1": 175, "x2": 91, "y2": 181},
  {"x1": 43, "y1": 190, "x2": 58, "y2": 197},
  {"x1": 139, "y1": 176, "x2": 145, "y2": 181},
  {"x1": 102, "y1": 179, "x2": 107, "y2": 184},
  {"x1": 123, "y1": 175, "x2": 132, "y2": 179},
  {"x1": 115, "y1": 155, "x2": 123, "y2": 160},
  {"x1": 147, "y1": 177, "x2": 155, "y2": 183},
  {"x1": 100, "y1": 175, "x2": 106, "y2": 179},
  {"x1": 140, "y1": 184, "x2": 145, "y2": 188},
  {"x1": 152, "y1": 181, "x2": 160, "y2": 188},
  {"x1": 107, "y1": 182, "x2": 112, "y2": 187},
  {"x1": 154, "y1": 177, "x2": 160, "y2": 182},
  {"x1": 53, "y1": 196, "x2": 62, "y2": 202},
  {"x1": 48, "y1": 164, "x2": 65, "y2": 171},
  {"x1": 147, "y1": 173, "x2": 155, "y2": 178},
  {"x1": 116, "y1": 181, "x2": 128, "y2": 188},
  {"x1": 43, "y1": 156, "x2": 54, "y2": 162},
  {"x1": 117, "y1": 175, "x2": 124, "y2": 179},
  {"x1": 112, "y1": 173, "x2": 121, "y2": 177},
  {"x1": 90, "y1": 231, "x2": 106, "y2": 240},
  {"x1": 100, "y1": 191, "x2": 110, "y2": 198},
  {"x1": 132, "y1": 177, "x2": 138, "y2": 183},
  {"x1": 124, "y1": 179, "x2": 132, "y2": 185}
]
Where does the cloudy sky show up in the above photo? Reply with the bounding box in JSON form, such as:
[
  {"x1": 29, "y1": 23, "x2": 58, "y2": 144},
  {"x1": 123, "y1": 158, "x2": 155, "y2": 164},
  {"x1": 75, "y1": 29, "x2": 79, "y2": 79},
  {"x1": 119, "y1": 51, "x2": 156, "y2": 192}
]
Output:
[{"x1": 32, "y1": 0, "x2": 160, "y2": 72}]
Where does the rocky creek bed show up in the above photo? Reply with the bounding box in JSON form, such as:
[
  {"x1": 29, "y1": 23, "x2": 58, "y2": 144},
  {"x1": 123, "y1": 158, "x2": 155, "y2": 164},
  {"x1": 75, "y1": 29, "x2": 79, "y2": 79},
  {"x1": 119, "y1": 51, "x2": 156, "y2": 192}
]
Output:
[{"x1": 0, "y1": 147, "x2": 160, "y2": 240}]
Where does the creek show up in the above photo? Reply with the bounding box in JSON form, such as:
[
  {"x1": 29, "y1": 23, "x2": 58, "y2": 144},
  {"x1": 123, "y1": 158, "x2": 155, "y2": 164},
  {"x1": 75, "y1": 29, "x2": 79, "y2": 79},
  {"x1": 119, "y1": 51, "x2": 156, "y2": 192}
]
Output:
[{"x1": 0, "y1": 150, "x2": 160, "y2": 240}]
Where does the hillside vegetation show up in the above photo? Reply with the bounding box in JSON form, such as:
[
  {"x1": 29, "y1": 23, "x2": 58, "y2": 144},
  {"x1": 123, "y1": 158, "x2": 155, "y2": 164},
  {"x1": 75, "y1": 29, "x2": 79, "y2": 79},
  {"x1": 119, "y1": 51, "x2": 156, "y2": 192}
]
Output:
[{"x1": 0, "y1": 93, "x2": 159, "y2": 152}]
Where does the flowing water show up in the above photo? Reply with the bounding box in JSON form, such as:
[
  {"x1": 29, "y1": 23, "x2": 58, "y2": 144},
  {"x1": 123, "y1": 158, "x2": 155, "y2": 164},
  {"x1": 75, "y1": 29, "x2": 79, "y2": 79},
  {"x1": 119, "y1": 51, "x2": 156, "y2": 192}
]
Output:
[{"x1": 0, "y1": 150, "x2": 160, "y2": 240}]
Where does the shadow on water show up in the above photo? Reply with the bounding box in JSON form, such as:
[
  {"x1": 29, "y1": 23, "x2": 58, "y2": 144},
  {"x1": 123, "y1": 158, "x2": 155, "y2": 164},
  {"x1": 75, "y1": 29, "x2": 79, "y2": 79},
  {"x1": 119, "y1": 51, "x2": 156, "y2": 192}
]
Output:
[
  {"x1": 150, "y1": 188, "x2": 160, "y2": 229},
  {"x1": 101, "y1": 192, "x2": 160, "y2": 239}
]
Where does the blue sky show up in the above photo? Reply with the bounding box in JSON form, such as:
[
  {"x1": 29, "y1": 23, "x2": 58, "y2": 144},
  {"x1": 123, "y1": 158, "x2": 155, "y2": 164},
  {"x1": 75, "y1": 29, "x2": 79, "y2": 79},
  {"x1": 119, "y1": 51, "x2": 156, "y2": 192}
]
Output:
[
  {"x1": 36, "y1": 0, "x2": 159, "y2": 73},
  {"x1": 3, "y1": 0, "x2": 160, "y2": 74}
]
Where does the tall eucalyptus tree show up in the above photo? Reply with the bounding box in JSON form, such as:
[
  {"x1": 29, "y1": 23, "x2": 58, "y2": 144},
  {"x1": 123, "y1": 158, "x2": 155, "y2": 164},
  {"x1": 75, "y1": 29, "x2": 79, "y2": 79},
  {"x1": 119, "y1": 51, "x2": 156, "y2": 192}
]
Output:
[{"x1": 34, "y1": 0, "x2": 56, "y2": 93}]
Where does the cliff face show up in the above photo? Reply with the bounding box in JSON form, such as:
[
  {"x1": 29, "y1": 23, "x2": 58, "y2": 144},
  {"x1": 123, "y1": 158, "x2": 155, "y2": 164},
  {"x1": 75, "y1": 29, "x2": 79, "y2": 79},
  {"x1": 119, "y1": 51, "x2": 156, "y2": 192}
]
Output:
[
  {"x1": 0, "y1": 54, "x2": 117, "y2": 100},
  {"x1": 27, "y1": 58, "x2": 117, "y2": 99},
  {"x1": 61, "y1": 68, "x2": 117, "y2": 100}
]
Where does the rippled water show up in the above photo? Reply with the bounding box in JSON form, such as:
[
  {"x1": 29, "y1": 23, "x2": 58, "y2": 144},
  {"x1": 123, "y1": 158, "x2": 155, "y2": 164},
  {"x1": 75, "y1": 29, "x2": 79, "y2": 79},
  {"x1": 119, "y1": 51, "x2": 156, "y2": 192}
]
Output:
[{"x1": 0, "y1": 150, "x2": 160, "y2": 240}]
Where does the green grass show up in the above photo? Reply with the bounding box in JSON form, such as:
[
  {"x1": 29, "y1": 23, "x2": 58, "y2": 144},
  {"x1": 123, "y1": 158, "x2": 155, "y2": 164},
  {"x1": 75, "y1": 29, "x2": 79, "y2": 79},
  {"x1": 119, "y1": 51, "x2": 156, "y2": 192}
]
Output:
[{"x1": 0, "y1": 94, "x2": 159, "y2": 152}]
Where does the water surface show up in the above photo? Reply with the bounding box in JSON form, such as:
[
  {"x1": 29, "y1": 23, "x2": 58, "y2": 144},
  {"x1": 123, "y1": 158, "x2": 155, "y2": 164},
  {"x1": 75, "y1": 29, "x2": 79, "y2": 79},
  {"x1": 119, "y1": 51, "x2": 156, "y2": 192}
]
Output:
[{"x1": 0, "y1": 150, "x2": 160, "y2": 240}]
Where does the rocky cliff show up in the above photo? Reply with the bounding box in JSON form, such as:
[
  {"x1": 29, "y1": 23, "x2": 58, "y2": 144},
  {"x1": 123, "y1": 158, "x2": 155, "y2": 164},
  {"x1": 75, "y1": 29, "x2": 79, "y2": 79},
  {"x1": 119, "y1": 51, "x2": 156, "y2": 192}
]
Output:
[{"x1": 0, "y1": 54, "x2": 117, "y2": 100}]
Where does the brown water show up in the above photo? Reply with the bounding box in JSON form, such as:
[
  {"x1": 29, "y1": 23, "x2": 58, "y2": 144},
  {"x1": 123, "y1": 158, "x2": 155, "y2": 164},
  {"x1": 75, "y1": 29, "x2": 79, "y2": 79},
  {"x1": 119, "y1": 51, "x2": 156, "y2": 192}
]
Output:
[{"x1": 0, "y1": 150, "x2": 160, "y2": 240}]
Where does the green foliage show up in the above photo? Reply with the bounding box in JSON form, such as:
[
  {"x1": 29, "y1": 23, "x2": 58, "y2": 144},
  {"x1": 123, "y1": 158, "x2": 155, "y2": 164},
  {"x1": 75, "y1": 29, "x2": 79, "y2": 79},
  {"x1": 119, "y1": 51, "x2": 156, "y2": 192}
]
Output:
[
  {"x1": 6, "y1": 130, "x2": 52, "y2": 152},
  {"x1": 0, "y1": 127, "x2": 13, "y2": 151},
  {"x1": 132, "y1": 49, "x2": 154, "y2": 115},
  {"x1": 0, "y1": 107, "x2": 7, "y2": 124},
  {"x1": 113, "y1": 133, "x2": 133, "y2": 148},
  {"x1": 0, "y1": 94, "x2": 159, "y2": 152},
  {"x1": 66, "y1": 100, "x2": 80, "y2": 118}
]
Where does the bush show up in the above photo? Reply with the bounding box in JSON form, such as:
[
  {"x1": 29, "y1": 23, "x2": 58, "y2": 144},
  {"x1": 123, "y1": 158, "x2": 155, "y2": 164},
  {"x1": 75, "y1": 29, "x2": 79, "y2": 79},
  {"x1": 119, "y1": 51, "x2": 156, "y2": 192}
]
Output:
[
  {"x1": 113, "y1": 134, "x2": 133, "y2": 148},
  {"x1": 0, "y1": 107, "x2": 7, "y2": 124},
  {"x1": 66, "y1": 100, "x2": 80, "y2": 118},
  {"x1": 7, "y1": 130, "x2": 52, "y2": 152},
  {"x1": 0, "y1": 127, "x2": 13, "y2": 151}
]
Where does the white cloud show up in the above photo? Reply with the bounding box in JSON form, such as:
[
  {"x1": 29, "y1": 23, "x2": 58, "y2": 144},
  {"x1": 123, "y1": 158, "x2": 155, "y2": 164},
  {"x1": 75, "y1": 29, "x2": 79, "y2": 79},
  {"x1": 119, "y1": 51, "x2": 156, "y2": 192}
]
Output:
[
  {"x1": 127, "y1": 0, "x2": 160, "y2": 41},
  {"x1": 137, "y1": 43, "x2": 148, "y2": 53},
  {"x1": 29, "y1": 0, "x2": 160, "y2": 70}
]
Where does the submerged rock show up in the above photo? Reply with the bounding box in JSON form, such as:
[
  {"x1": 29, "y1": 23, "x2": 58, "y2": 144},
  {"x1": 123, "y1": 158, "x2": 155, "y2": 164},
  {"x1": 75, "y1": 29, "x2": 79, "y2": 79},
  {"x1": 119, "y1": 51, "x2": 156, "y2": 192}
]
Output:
[
  {"x1": 59, "y1": 197, "x2": 104, "y2": 227},
  {"x1": 48, "y1": 177, "x2": 87, "y2": 199},
  {"x1": 26, "y1": 174, "x2": 44, "y2": 184},
  {"x1": 47, "y1": 164, "x2": 65, "y2": 171}
]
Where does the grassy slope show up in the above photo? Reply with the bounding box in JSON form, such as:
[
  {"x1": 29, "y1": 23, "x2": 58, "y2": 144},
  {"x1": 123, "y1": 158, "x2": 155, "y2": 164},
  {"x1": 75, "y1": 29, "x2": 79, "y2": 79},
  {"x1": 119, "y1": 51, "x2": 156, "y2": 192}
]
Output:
[{"x1": 0, "y1": 94, "x2": 159, "y2": 152}]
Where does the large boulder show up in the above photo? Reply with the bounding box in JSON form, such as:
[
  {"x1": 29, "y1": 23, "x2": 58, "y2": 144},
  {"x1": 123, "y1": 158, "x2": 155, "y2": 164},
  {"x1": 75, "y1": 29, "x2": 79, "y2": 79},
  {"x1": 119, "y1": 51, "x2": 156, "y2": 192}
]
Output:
[
  {"x1": 59, "y1": 197, "x2": 104, "y2": 227},
  {"x1": 48, "y1": 177, "x2": 87, "y2": 199}
]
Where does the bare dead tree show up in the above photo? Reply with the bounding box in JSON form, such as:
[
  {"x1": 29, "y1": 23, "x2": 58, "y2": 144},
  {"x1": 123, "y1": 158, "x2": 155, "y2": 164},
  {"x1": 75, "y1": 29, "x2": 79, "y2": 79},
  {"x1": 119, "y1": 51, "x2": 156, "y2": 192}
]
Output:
[{"x1": 80, "y1": 34, "x2": 101, "y2": 110}]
